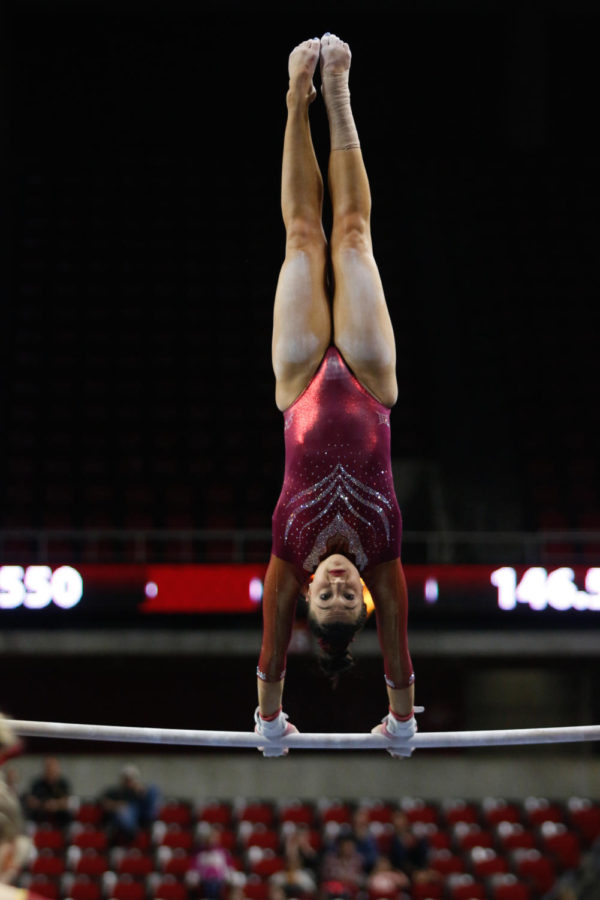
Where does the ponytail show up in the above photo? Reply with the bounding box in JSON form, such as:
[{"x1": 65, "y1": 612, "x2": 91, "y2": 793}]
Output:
[{"x1": 308, "y1": 606, "x2": 368, "y2": 686}]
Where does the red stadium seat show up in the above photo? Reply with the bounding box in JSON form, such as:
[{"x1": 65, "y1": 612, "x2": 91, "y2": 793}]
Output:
[
  {"x1": 240, "y1": 825, "x2": 279, "y2": 852},
  {"x1": 523, "y1": 798, "x2": 564, "y2": 827},
  {"x1": 158, "y1": 802, "x2": 192, "y2": 827},
  {"x1": 26, "y1": 876, "x2": 61, "y2": 900},
  {"x1": 446, "y1": 874, "x2": 486, "y2": 900},
  {"x1": 110, "y1": 875, "x2": 148, "y2": 900},
  {"x1": 467, "y1": 847, "x2": 509, "y2": 879},
  {"x1": 452, "y1": 823, "x2": 494, "y2": 852},
  {"x1": 31, "y1": 851, "x2": 66, "y2": 878},
  {"x1": 511, "y1": 849, "x2": 556, "y2": 894},
  {"x1": 71, "y1": 826, "x2": 108, "y2": 852},
  {"x1": 320, "y1": 802, "x2": 353, "y2": 825},
  {"x1": 160, "y1": 849, "x2": 193, "y2": 878},
  {"x1": 442, "y1": 800, "x2": 479, "y2": 826},
  {"x1": 213, "y1": 828, "x2": 237, "y2": 852},
  {"x1": 363, "y1": 802, "x2": 395, "y2": 824},
  {"x1": 66, "y1": 875, "x2": 103, "y2": 900},
  {"x1": 33, "y1": 827, "x2": 65, "y2": 853},
  {"x1": 481, "y1": 799, "x2": 522, "y2": 827},
  {"x1": 494, "y1": 822, "x2": 536, "y2": 853},
  {"x1": 72, "y1": 850, "x2": 109, "y2": 878},
  {"x1": 538, "y1": 822, "x2": 581, "y2": 869},
  {"x1": 75, "y1": 803, "x2": 104, "y2": 826},
  {"x1": 116, "y1": 849, "x2": 155, "y2": 877},
  {"x1": 567, "y1": 798, "x2": 600, "y2": 843},
  {"x1": 196, "y1": 802, "x2": 232, "y2": 827},
  {"x1": 489, "y1": 874, "x2": 532, "y2": 900},
  {"x1": 251, "y1": 854, "x2": 286, "y2": 878},
  {"x1": 243, "y1": 876, "x2": 269, "y2": 900},
  {"x1": 429, "y1": 849, "x2": 465, "y2": 875},
  {"x1": 160, "y1": 825, "x2": 194, "y2": 852},
  {"x1": 411, "y1": 879, "x2": 444, "y2": 900},
  {"x1": 129, "y1": 830, "x2": 152, "y2": 852},
  {"x1": 279, "y1": 802, "x2": 315, "y2": 826},
  {"x1": 148, "y1": 875, "x2": 188, "y2": 900},
  {"x1": 410, "y1": 822, "x2": 449, "y2": 851},
  {"x1": 238, "y1": 802, "x2": 274, "y2": 826},
  {"x1": 399, "y1": 798, "x2": 439, "y2": 825}
]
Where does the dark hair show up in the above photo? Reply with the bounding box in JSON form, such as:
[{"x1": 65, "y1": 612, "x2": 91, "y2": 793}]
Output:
[{"x1": 308, "y1": 605, "x2": 368, "y2": 685}]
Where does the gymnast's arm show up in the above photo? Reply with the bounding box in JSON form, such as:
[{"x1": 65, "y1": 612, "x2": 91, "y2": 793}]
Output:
[
  {"x1": 256, "y1": 554, "x2": 303, "y2": 716},
  {"x1": 363, "y1": 558, "x2": 415, "y2": 718}
]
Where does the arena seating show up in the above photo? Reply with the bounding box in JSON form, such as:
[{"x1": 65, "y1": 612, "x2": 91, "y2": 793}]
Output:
[{"x1": 16, "y1": 795, "x2": 600, "y2": 900}]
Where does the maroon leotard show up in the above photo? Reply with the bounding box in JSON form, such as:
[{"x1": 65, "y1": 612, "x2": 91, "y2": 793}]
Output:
[{"x1": 271, "y1": 346, "x2": 402, "y2": 576}]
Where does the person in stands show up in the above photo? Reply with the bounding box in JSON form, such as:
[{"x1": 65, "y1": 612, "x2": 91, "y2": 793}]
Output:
[
  {"x1": 100, "y1": 765, "x2": 160, "y2": 843},
  {"x1": 22, "y1": 758, "x2": 73, "y2": 827}
]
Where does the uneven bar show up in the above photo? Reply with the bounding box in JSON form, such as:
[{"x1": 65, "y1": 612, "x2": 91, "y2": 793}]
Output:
[{"x1": 9, "y1": 720, "x2": 600, "y2": 751}]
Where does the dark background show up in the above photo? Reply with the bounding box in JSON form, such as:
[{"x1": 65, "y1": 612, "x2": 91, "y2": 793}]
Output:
[
  {"x1": 2, "y1": 1, "x2": 600, "y2": 743},
  {"x1": 4, "y1": 0, "x2": 599, "y2": 541}
]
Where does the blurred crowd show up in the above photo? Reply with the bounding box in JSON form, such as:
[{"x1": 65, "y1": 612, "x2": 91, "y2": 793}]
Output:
[
  {"x1": 17, "y1": 757, "x2": 161, "y2": 846},
  {"x1": 2, "y1": 752, "x2": 439, "y2": 900}
]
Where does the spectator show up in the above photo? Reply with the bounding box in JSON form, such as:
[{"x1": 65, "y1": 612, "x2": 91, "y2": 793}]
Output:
[
  {"x1": 366, "y1": 856, "x2": 410, "y2": 900},
  {"x1": 388, "y1": 812, "x2": 430, "y2": 877},
  {"x1": 22, "y1": 757, "x2": 73, "y2": 827},
  {"x1": 350, "y1": 809, "x2": 379, "y2": 874},
  {"x1": 270, "y1": 840, "x2": 317, "y2": 898},
  {"x1": 100, "y1": 765, "x2": 160, "y2": 843},
  {"x1": 284, "y1": 829, "x2": 320, "y2": 873},
  {"x1": 189, "y1": 824, "x2": 237, "y2": 899},
  {"x1": 320, "y1": 835, "x2": 365, "y2": 897}
]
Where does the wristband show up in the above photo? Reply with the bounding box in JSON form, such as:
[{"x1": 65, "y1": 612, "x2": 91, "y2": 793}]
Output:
[
  {"x1": 388, "y1": 706, "x2": 414, "y2": 723},
  {"x1": 260, "y1": 707, "x2": 282, "y2": 723}
]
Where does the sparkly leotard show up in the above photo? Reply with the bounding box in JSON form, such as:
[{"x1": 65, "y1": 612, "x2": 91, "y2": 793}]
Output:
[{"x1": 271, "y1": 346, "x2": 402, "y2": 576}]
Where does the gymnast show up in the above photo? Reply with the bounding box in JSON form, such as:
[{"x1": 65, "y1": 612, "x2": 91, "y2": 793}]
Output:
[{"x1": 255, "y1": 34, "x2": 415, "y2": 755}]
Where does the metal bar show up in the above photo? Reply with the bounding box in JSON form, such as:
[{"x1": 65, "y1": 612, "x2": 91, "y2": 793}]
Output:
[{"x1": 9, "y1": 720, "x2": 600, "y2": 751}]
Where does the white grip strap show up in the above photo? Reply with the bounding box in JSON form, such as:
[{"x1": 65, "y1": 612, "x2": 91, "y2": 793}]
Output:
[
  {"x1": 254, "y1": 707, "x2": 294, "y2": 758},
  {"x1": 382, "y1": 706, "x2": 425, "y2": 758}
]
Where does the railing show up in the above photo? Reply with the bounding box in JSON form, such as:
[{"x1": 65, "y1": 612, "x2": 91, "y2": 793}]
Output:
[{"x1": 1, "y1": 529, "x2": 599, "y2": 565}]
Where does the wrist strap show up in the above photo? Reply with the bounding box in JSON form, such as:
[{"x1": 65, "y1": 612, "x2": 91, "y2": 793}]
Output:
[
  {"x1": 260, "y1": 707, "x2": 282, "y2": 722},
  {"x1": 388, "y1": 706, "x2": 413, "y2": 723}
]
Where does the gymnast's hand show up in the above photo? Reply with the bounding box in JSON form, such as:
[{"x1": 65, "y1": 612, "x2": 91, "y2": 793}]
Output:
[
  {"x1": 254, "y1": 707, "x2": 299, "y2": 757},
  {"x1": 372, "y1": 711, "x2": 417, "y2": 759}
]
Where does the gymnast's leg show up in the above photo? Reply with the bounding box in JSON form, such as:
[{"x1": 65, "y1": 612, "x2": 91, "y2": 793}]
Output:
[
  {"x1": 321, "y1": 33, "x2": 398, "y2": 408},
  {"x1": 255, "y1": 39, "x2": 332, "y2": 744},
  {"x1": 272, "y1": 37, "x2": 331, "y2": 412},
  {"x1": 322, "y1": 34, "x2": 414, "y2": 723}
]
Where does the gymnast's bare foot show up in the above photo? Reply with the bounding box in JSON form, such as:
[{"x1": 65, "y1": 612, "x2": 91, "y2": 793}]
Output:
[
  {"x1": 320, "y1": 32, "x2": 351, "y2": 80},
  {"x1": 288, "y1": 38, "x2": 320, "y2": 104},
  {"x1": 319, "y1": 33, "x2": 359, "y2": 150}
]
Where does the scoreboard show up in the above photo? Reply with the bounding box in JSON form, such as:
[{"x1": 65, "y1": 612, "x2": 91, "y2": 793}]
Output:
[{"x1": 1, "y1": 563, "x2": 599, "y2": 623}]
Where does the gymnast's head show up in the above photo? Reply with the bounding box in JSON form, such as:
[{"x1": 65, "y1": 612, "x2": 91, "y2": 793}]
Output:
[{"x1": 305, "y1": 553, "x2": 368, "y2": 683}]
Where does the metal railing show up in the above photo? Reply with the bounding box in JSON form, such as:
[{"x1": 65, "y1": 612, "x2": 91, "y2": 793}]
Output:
[{"x1": 0, "y1": 528, "x2": 599, "y2": 565}]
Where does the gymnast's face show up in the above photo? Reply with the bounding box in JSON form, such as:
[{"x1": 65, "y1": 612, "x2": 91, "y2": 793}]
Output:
[{"x1": 307, "y1": 554, "x2": 365, "y2": 626}]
